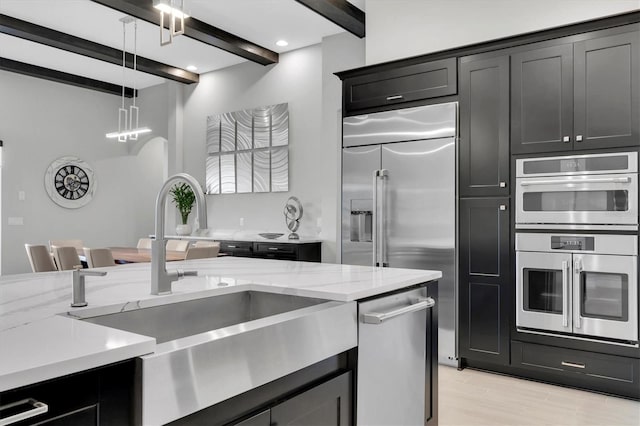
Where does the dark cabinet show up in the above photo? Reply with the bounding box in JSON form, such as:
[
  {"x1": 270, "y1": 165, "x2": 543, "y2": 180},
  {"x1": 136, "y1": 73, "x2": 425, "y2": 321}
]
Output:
[
  {"x1": 0, "y1": 361, "x2": 134, "y2": 426},
  {"x1": 218, "y1": 240, "x2": 321, "y2": 262},
  {"x1": 459, "y1": 54, "x2": 510, "y2": 196},
  {"x1": 512, "y1": 29, "x2": 640, "y2": 154},
  {"x1": 573, "y1": 31, "x2": 639, "y2": 150},
  {"x1": 511, "y1": 44, "x2": 574, "y2": 154},
  {"x1": 343, "y1": 58, "x2": 457, "y2": 114},
  {"x1": 458, "y1": 198, "x2": 510, "y2": 366}
]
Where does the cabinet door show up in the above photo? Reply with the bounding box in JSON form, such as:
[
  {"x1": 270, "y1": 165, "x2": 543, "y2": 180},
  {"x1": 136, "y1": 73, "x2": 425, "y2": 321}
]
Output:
[
  {"x1": 271, "y1": 372, "x2": 351, "y2": 426},
  {"x1": 574, "y1": 31, "x2": 640, "y2": 150},
  {"x1": 459, "y1": 198, "x2": 510, "y2": 365},
  {"x1": 511, "y1": 44, "x2": 574, "y2": 154},
  {"x1": 459, "y1": 54, "x2": 510, "y2": 196},
  {"x1": 233, "y1": 410, "x2": 270, "y2": 426},
  {"x1": 343, "y1": 58, "x2": 457, "y2": 113}
]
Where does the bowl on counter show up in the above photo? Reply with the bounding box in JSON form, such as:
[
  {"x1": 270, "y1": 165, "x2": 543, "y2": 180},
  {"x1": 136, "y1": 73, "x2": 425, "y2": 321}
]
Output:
[{"x1": 258, "y1": 233, "x2": 284, "y2": 240}]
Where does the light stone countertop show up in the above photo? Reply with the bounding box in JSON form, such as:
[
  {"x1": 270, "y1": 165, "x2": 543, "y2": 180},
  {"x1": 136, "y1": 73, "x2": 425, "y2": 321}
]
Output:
[{"x1": 0, "y1": 256, "x2": 440, "y2": 392}]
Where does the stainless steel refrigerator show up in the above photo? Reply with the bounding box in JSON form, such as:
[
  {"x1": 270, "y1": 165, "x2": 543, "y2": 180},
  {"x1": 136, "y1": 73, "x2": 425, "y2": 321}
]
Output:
[{"x1": 341, "y1": 102, "x2": 457, "y2": 367}]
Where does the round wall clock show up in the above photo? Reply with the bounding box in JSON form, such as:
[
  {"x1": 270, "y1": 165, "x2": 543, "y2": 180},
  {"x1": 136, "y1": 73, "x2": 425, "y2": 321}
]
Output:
[{"x1": 44, "y1": 156, "x2": 97, "y2": 209}]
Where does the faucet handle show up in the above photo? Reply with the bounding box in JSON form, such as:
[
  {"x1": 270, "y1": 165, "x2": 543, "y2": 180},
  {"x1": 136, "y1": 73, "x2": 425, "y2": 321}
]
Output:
[
  {"x1": 177, "y1": 270, "x2": 198, "y2": 278},
  {"x1": 78, "y1": 270, "x2": 108, "y2": 277}
]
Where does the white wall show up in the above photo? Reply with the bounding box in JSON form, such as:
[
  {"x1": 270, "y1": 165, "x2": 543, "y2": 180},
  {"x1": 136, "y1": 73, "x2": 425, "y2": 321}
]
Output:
[
  {"x1": 366, "y1": 0, "x2": 640, "y2": 65},
  {"x1": 0, "y1": 71, "x2": 165, "y2": 274}
]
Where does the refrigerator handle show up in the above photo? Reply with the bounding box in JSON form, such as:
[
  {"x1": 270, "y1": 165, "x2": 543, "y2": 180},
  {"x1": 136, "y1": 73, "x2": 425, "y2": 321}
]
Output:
[
  {"x1": 372, "y1": 170, "x2": 379, "y2": 267},
  {"x1": 379, "y1": 169, "x2": 389, "y2": 267},
  {"x1": 574, "y1": 258, "x2": 583, "y2": 329}
]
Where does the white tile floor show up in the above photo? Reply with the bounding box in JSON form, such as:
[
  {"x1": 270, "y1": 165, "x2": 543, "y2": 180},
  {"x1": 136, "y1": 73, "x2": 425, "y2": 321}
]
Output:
[{"x1": 439, "y1": 366, "x2": 640, "y2": 426}]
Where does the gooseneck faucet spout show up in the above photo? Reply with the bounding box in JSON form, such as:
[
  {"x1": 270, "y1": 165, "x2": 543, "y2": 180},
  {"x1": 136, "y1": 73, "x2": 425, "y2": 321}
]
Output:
[{"x1": 151, "y1": 173, "x2": 208, "y2": 295}]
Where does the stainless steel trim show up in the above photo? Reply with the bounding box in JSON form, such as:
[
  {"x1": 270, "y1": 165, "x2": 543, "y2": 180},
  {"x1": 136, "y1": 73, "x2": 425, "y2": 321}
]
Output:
[
  {"x1": 515, "y1": 223, "x2": 639, "y2": 231},
  {"x1": 574, "y1": 258, "x2": 582, "y2": 329},
  {"x1": 372, "y1": 170, "x2": 379, "y2": 267},
  {"x1": 519, "y1": 177, "x2": 631, "y2": 186},
  {"x1": 516, "y1": 327, "x2": 640, "y2": 347},
  {"x1": 0, "y1": 399, "x2": 48, "y2": 426},
  {"x1": 386, "y1": 95, "x2": 404, "y2": 101},
  {"x1": 562, "y1": 260, "x2": 569, "y2": 327},
  {"x1": 516, "y1": 151, "x2": 638, "y2": 177},
  {"x1": 379, "y1": 169, "x2": 389, "y2": 267},
  {"x1": 561, "y1": 361, "x2": 586, "y2": 369},
  {"x1": 362, "y1": 297, "x2": 435, "y2": 324},
  {"x1": 515, "y1": 233, "x2": 638, "y2": 256}
]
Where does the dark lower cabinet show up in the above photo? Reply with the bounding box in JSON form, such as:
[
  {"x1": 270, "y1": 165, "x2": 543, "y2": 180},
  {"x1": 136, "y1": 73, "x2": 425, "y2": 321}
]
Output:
[
  {"x1": 0, "y1": 361, "x2": 134, "y2": 426},
  {"x1": 458, "y1": 198, "x2": 511, "y2": 366},
  {"x1": 459, "y1": 53, "x2": 510, "y2": 197},
  {"x1": 218, "y1": 241, "x2": 321, "y2": 262}
]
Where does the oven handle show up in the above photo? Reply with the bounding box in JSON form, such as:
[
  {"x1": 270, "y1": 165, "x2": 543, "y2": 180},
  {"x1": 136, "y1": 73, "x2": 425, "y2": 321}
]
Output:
[
  {"x1": 519, "y1": 177, "x2": 631, "y2": 186},
  {"x1": 562, "y1": 260, "x2": 569, "y2": 328},
  {"x1": 574, "y1": 258, "x2": 583, "y2": 329}
]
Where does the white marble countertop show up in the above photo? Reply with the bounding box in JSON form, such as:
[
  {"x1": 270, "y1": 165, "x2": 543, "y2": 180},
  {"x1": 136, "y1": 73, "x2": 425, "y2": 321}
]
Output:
[
  {"x1": 164, "y1": 228, "x2": 322, "y2": 243},
  {"x1": 0, "y1": 257, "x2": 440, "y2": 392}
]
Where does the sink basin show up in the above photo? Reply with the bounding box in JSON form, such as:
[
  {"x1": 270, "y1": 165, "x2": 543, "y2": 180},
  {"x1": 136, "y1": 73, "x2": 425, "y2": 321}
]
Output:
[
  {"x1": 75, "y1": 290, "x2": 357, "y2": 425},
  {"x1": 82, "y1": 290, "x2": 327, "y2": 344}
]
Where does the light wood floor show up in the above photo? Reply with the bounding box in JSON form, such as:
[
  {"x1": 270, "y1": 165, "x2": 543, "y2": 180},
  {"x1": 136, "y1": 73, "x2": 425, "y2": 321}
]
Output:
[{"x1": 439, "y1": 366, "x2": 640, "y2": 426}]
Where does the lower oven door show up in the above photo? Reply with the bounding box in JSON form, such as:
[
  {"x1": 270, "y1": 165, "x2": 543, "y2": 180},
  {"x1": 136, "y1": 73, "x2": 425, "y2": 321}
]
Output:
[
  {"x1": 516, "y1": 251, "x2": 573, "y2": 333},
  {"x1": 516, "y1": 173, "x2": 638, "y2": 227},
  {"x1": 573, "y1": 254, "x2": 638, "y2": 342}
]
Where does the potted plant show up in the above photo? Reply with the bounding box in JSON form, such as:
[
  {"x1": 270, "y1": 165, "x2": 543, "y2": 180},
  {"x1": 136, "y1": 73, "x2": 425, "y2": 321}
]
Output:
[{"x1": 170, "y1": 183, "x2": 195, "y2": 236}]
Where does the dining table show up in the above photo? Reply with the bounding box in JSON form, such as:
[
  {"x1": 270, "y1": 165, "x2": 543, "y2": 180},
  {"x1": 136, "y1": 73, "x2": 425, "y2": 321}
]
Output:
[{"x1": 108, "y1": 247, "x2": 186, "y2": 263}]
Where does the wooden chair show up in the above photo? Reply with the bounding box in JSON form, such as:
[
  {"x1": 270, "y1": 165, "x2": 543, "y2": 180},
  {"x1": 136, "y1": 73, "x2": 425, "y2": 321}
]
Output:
[
  {"x1": 137, "y1": 238, "x2": 152, "y2": 249},
  {"x1": 51, "y1": 246, "x2": 83, "y2": 271},
  {"x1": 166, "y1": 239, "x2": 190, "y2": 252},
  {"x1": 49, "y1": 239, "x2": 84, "y2": 255},
  {"x1": 84, "y1": 248, "x2": 116, "y2": 268},
  {"x1": 25, "y1": 244, "x2": 57, "y2": 272},
  {"x1": 185, "y1": 245, "x2": 220, "y2": 260}
]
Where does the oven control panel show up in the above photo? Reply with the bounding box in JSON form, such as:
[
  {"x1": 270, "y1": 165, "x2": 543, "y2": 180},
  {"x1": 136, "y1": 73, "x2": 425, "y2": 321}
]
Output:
[{"x1": 551, "y1": 236, "x2": 594, "y2": 251}]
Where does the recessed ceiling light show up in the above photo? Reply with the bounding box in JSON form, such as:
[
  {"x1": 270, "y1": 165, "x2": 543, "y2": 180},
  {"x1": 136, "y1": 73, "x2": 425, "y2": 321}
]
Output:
[
  {"x1": 186, "y1": 65, "x2": 198, "y2": 72},
  {"x1": 276, "y1": 40, "x2": 289, "y2": 47}
]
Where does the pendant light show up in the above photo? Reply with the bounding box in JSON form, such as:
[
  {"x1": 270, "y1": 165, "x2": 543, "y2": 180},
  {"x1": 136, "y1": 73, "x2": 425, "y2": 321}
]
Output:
[
  {"x1": 106, "y1": 17, "x2": 151, "y2": 142},
  {"x1": 153, "y1": 0, "x2": 188, "y2": 46}
]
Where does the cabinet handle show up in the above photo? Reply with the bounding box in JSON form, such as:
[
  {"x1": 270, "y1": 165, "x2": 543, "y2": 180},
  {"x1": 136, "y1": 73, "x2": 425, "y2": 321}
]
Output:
[
  {"x1": 268, "y1": 247, "x2": 279, "y2": 251},
  {"x1": 0, "y1": 399, "x2": 48, "y2": 426},
  {"x1": 576, "y1": 135, "x2": 583, "y2": 142},
  {"x1": 499, "y1": 181, "x2": 507, "y2": 188},
  {"x1": 499, "y1": 205, "x2": 507, "y2": 211},
  {"x1": 562, "y1": 136, "x2": 571, "y2": 143},
  {"x1": 363, "y1": 297, "x2": 435, "y2": 324},
  {"x1": 227, "y1": 245, "x2": 236, "y2": 249},
  {"x1": 561, "y1": 361, "x2": 585, "y2": 369},
  {"x1": 386, "y1": 95, "x2": 404, "y2": 101}
]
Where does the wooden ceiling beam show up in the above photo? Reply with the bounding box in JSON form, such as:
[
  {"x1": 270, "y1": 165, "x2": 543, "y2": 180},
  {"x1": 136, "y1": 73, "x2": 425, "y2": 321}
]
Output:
[
  {"x1": 0, "y1": 14, "x2": 198, "y2": 84},
  {"x1": 92, "y1": 0, "x2": 279, "y2": 65},
  {"x1": 295, "y1": 0, "x2": 365, "y2": 38},
  {"x1": 0, "y1": 57, "x2": 136, "y2": 97}
]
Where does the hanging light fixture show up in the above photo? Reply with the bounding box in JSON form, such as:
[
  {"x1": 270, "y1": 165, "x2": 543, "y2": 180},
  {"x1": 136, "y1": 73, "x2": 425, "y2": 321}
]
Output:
[
  {"x1": 106, "y1": 17, "x2": 151, "y2": 142},
  {"x1": 153, "y1": 0, "x2": 188, "y2": 46}
]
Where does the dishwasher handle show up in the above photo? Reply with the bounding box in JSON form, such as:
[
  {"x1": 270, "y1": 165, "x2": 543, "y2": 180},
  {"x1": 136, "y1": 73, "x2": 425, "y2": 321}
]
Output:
[{"x1": 362, "y1": 297, "x2": 435, "y2": 324}]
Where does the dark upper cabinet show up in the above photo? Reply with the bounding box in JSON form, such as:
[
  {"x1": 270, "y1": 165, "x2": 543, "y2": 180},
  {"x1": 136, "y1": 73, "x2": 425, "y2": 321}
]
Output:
[
  {"x1": 511, "y1": 29, "x2": 640, "y2": 154},
  {"x1": 511, "y1": 44, "x2": 574, "y2": 154},
  {"x1": 573, "y1": 31, "x2": 639, "y2": 150},
  {"x1": 343, "y1": 58, "x2": 457, "y2": 114},
  {"x1": 459, "y1": 54, "x2": 510, "y2": 196},
  {"x1": 459, "y1": 198, "x2": 510, "y2": 366}
]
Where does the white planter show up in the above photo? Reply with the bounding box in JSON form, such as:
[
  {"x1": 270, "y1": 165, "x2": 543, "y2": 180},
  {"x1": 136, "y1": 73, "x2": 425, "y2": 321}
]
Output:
[{"x1": 176, "y1": 224, "x2": 192, "y2": 236}]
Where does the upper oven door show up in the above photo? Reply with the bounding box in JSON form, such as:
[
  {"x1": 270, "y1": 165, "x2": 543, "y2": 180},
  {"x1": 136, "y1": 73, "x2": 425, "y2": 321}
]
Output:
[
  {"x1": 516, "y1": 173, "x2": 638, "y2": 227},
  {"x1": 572, "y1": 253, "x2": 638, "y2": 343}
]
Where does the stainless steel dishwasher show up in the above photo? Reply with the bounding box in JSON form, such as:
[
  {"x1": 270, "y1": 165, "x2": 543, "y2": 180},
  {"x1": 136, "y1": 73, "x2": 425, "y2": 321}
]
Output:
[{"x1": 357, "y1": 284, "x2": 438, "y2": 425}]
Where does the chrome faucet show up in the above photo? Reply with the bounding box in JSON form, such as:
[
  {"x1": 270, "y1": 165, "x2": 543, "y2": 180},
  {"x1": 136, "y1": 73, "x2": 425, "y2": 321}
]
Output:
[
  {"x1": 151, "y1": 173, "x2": 208, "y2": 295},
  {"x1": 71, "y1": 269, "x2": 108, "y2": 307}
]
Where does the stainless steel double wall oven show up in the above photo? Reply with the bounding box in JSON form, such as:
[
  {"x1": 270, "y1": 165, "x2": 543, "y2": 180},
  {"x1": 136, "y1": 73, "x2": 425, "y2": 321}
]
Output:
[{"x1": 515, "y1": 152, "x2": 639, "y2": 346}]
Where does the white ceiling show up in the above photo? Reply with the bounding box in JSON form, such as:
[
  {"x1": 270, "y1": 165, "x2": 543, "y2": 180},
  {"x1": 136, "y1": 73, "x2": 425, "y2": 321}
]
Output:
[{"x1": 0, "y1": 0, "x2": 365, "y2": 89}]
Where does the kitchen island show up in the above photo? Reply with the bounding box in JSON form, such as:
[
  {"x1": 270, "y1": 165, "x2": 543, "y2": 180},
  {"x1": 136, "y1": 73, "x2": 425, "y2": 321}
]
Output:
[{"x1": 0, "y1": 257, "x2": 440, "y2": 425}]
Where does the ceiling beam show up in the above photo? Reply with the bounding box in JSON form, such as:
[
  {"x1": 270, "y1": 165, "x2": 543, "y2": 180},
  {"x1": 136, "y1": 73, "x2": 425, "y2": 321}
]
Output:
[
  {"x1": 91, "y1": 0, "x2": 279, "y2": 65},
  {"x1": 0, "y1": 14, "x2": 198, "y2": 84},
  {"x1": 0, "y1": 57, "x2": 136, "y2": 97},
  {"x1": 295, "y1": 0, "x2": 365, "y2": 38}
]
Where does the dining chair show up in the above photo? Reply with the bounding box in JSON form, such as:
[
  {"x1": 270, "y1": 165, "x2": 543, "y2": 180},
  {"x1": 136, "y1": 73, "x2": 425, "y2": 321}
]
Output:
[
  {"x1": 193, "y1": 241, "x2": 220, "y2": 248},
  {"x1": 49, "y1": 239, "x2": 84, "y2": 255},
  {"x1": 25, "y1": 244, "x2": 58, "y2": 272},
  {"x1": 84, "y1": 248, "x2": 116, "y2": 268},
  {"x1": 185, "y1": 245, "x2": 220, "y2": 260},
  {"x1": 137, "y1": 238, "x2": 152, "y2": 249},
  {"x1": 52, "y1": 246, "x2": 83, "y2": 271},
  {"x1": 166, "y1": 240, "x2": 190, "y2": 252}
]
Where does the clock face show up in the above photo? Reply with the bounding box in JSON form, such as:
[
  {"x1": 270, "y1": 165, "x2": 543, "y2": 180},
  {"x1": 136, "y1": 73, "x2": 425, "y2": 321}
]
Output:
[{"x1": 45, "y1": 157, "x2": 96, "y2": 208}]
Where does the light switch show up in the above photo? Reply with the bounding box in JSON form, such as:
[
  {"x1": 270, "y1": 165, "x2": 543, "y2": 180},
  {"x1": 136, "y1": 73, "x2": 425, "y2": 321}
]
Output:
[
  {"x1": 18, "y1": 191, "x2": 25, "y2": 201},
  {"x1": 8, "y1": 217, "x2": 23, "y2": 226}
]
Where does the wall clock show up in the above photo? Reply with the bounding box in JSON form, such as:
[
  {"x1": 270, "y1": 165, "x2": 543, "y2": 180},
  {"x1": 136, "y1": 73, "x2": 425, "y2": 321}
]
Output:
[{"x1": 44, "y1": 156, "x2": 97, "y2": 209}]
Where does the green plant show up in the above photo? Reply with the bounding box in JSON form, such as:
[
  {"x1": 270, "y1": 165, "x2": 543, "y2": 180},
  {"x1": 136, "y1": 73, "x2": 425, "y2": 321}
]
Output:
[{"x1": 170, "y1": 183, "x2": 195, "y2": 225}]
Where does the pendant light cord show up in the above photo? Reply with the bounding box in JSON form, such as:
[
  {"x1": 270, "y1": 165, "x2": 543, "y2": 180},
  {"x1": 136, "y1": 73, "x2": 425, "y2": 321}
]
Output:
[
  {"x1": 132, "y1": 19, "x2": 137, "y2": 107},
  {"x1": 121, "y1": 20, "x2": 126, "y2": 109}
]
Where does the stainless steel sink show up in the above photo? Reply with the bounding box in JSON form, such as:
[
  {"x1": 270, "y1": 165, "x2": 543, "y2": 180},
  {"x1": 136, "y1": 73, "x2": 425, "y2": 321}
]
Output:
[{"x1": 76, "y1": 290, "x2": 357, "y2": 425}]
